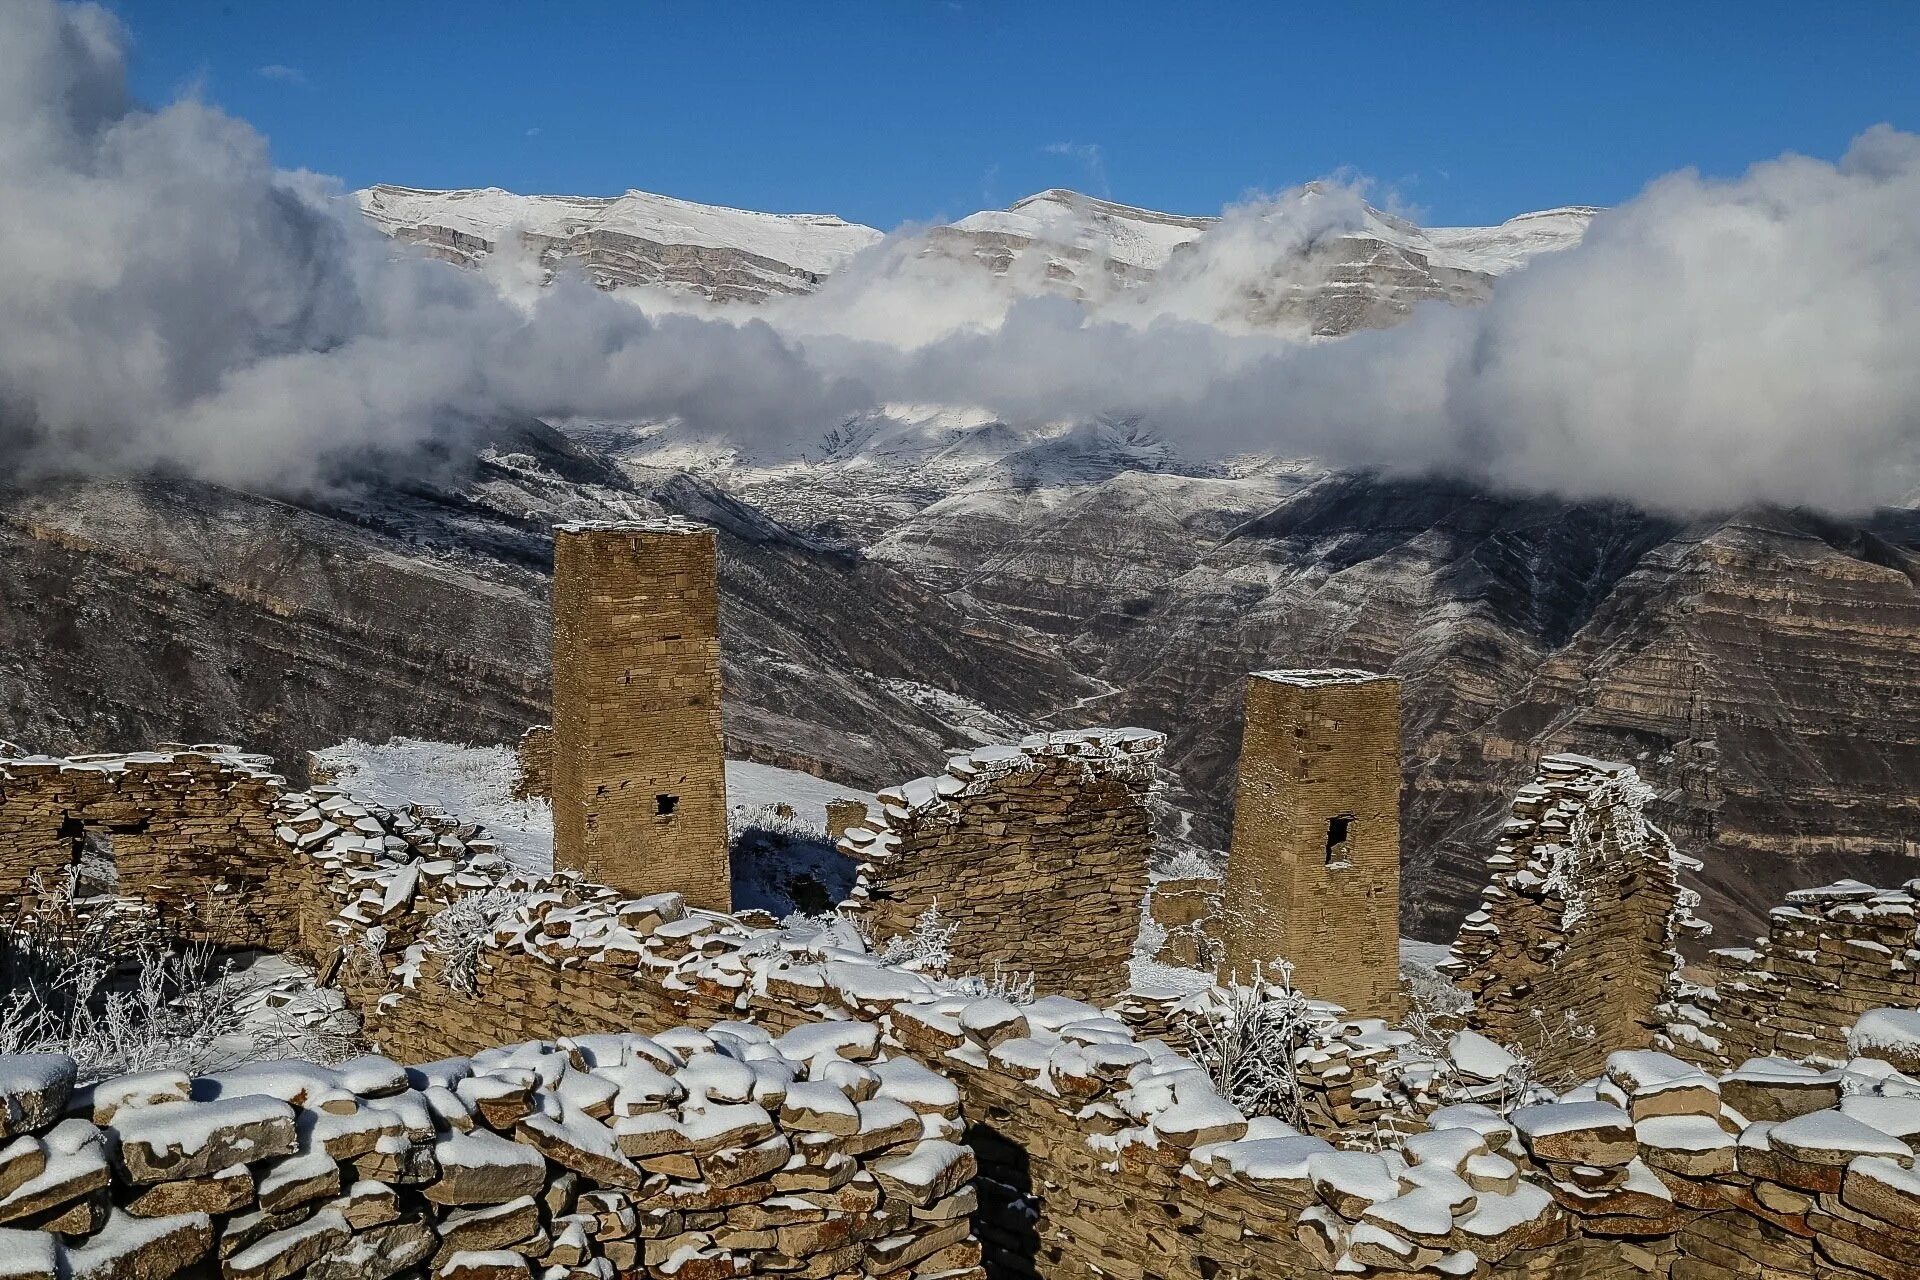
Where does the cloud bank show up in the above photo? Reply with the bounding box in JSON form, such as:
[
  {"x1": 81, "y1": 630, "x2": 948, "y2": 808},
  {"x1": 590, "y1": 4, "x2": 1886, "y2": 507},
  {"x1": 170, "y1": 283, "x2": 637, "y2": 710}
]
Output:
[{"x1": 4, "y1": 0, "x2": 1920, "y2": 513}]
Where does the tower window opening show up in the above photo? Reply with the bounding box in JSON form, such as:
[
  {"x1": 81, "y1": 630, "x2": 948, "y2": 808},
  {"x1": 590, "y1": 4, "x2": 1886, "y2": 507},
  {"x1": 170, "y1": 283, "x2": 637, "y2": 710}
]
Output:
[
  {"x1": 656, "y1": 794, "x2": 679, "y2": 817},
  {"x1": 1325, "y1": 813, "x2": 1355, "y2": 868}
]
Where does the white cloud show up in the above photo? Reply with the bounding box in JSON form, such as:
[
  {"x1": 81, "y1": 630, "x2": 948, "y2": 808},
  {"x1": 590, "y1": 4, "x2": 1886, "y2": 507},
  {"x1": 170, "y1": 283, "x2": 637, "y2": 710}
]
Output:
[
  {"x1": 4, "y1": 0, "x2": 1920, "y2": 515},
  {"x1": 255, "y1": 64, "x2": 305, "y2": 85}
]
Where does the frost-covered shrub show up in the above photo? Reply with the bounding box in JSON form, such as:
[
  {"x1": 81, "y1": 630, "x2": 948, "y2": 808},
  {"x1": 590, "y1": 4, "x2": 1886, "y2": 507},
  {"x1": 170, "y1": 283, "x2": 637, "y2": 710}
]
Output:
[
  {"x1": 0, "y1": 871, "x2": 240, "y2": 1082},
  {"x1": 426, "y1": 886, "x2": 531, "y2": 994},
  {"x1": 877, "y1": 901, "x2": 958, "y2": 972},
  {"x1": 944, "y1": 962, "x2": 1037, "y2": 1005},
  {"x1": 1186, "y1": 960, "x2": 1314, "y2": 1123}
]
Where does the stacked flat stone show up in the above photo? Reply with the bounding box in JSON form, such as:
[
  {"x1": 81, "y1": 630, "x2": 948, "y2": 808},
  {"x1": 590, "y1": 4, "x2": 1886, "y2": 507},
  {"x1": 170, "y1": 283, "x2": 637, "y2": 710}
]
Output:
[
  {"x1": 836, "y1": 728, "x2": 1164, "y2": 1002},
  {"x1": 1684, "y1": 878, "x2": 1920, "y2": 1071},
  {"x1": 0, "y1": 745, "x2": 298, "y2": 948},
  {"x1": 1440, "y1": 754, "x2": 1704, "y2": 1081},
  {"x1": 0, "y1": 1022, "x2": 983, "y2": 1280},
  {"x1": 512, "y1": 730, "x2": 553, "y2": 803}
]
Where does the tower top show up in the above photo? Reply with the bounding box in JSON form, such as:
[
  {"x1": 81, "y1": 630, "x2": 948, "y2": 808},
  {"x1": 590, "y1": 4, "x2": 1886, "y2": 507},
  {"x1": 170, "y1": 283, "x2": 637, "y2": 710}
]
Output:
[
  {"x1": 1248, "y1": 667, "x2": 1394, "y2": 688},
  {"x1": 554, "y1": 516, "x2": 711, "y2": 537}
]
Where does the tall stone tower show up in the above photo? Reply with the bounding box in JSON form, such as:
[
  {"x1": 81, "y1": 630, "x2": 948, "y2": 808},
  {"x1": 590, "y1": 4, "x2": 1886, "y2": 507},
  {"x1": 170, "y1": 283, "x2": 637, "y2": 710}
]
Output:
[
  {"x1": 550, "y1": 518, "x2": 728, "y2": 910},
  {"x1": 1222, "y1": 669, "x2": 1402, "y2": 1017}
]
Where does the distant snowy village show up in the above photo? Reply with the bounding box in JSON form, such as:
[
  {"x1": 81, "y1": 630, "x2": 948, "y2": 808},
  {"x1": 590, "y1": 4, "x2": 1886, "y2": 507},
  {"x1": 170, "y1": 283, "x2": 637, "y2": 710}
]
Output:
[{"x1": 1, "y1": 516, "x2": 1917, "y2": 1280}]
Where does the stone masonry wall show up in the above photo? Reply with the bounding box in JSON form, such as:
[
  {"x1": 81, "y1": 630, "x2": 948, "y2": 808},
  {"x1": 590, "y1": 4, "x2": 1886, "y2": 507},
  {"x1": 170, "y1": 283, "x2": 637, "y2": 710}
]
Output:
[
  {"x1": 551, "y1": 519, "x2": 728, "y2": 911},
  {"x1": 0, "y1": 1022, "x2": 982, "y2": 1280},
  {"x1": 9, "y1": 742, "x2": 1918, "y2": 1280},
  {"x1": 1221, "y1": 671, "x2": 1403, "y2": 1019},
  {"x1": 1674, "y1": 878, "x2": 1920, "y2": 1071},
  {"x1": 328, "y1": 862, "x2": 1920, "y2": 1280},
  {"x1": 0, "y1": 746, "x2": 306, "y2": 950},
  {"x1": 1441, "y1": 755, "x2": 1704, "y2": 1084},
  {"x1": 513, "y1": 726, "x2": 553, "y2": 802},
  {"x1": 834, "y1": 729, "x2": 1162, "y2": 1003}
]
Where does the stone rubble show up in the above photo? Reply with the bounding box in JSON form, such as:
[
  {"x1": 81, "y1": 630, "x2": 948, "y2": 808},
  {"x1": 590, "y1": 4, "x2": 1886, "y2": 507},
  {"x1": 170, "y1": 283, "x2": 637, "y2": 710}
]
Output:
[{"x1": 0, "y1": 1023, "x2": 981, "y2": 1280}]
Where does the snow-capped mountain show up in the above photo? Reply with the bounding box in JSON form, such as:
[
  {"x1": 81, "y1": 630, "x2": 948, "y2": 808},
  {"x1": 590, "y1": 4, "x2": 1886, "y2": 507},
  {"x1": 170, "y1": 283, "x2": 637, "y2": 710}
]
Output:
[
  {"x1": 356, "y1": 184, "x2": 884, "y2": 301},
  {"x1": 355, "y1": 181, "x2": 1596, "y2": 330},
  {"x1": 21, "y1": 176, "x2": 1904, "y2": 955},
  {"x1": 923, "y1": 187, "x2": 1597, "y2": 332}
]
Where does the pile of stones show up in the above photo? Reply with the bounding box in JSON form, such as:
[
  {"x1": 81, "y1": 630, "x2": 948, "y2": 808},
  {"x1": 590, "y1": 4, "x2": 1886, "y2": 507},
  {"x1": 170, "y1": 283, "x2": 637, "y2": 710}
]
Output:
[{"x1": 0, "y1": 1021, "x2": 983, "y2": 1280}]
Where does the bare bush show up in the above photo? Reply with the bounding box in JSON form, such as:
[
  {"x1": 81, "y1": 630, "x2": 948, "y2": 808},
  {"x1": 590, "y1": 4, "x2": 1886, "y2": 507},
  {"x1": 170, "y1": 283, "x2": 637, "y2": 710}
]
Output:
[
  {"x1": 1186, "y1": 960, "x2": 1315, "y2": 1124},
  {"x1": 876, "y1": 901, "x2": 959, "y2": 972},
  {"x1": 0, "y1": 870, "x2": 240, "y2": 1082},
  {"x1": 425, "y1": 886, "x2": 530, "y2": 994}
]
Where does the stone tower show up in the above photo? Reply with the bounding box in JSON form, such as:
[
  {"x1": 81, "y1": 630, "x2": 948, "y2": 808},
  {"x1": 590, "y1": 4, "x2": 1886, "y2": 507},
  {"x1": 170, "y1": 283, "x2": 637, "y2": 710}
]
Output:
[
  {"x1": 550, "y1": 519, "x2": 728, "y2": 910},
  {"x1": 1222, "y1": 669, "x2": 1402, "y2": 1017}
]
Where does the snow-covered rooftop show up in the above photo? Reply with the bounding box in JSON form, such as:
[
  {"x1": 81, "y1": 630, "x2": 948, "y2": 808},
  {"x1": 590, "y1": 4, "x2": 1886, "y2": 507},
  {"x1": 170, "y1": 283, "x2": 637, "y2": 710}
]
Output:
[{"x1": 1249, "y1": 668, "x2": 1393, "y2": 687}]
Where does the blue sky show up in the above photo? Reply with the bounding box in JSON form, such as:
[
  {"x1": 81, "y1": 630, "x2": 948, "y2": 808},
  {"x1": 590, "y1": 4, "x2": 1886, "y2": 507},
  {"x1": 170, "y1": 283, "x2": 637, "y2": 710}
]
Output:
[{"x1": 110, "y1": 1, "x2": 1919, "y2": 230}]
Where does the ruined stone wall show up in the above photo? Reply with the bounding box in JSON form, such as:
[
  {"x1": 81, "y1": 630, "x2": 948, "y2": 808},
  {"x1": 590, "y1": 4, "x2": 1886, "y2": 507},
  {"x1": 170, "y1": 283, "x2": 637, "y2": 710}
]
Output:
[
  {"x1": 1442, "y1": 755, "x2": 1701, "y2": 1083},
  {"x1": 835, "y1": 729, "x2": 1162, "y2": 1002},
  {"x1": 0, "y1": 747, "x2": 306, "y2": 950},
  {"x1": 550, "y1": 520, "x2": 728, "y2": 910},
  {"x1": 333, "y1": 876, "x2": 1920, "y2": 1280},
  {"x1": 262, "y1": 757, "x2": 1920, "y2": 1280},
  {"x1": 825, "y1": 798, "x2": 868, "y2": 844},
  {"x1": 512, "y1": 725, "x2": 552, "y2": 801},
  {"x1": 0, "y1": 1023, "x2": 982, "y2": 1280},
  {"x1": 1221, "y1": 670, "x2": 1403, "y2": 1018},
  {"x1": 1676, "y1": 878, "x2": 1920, "y2": 1071}
]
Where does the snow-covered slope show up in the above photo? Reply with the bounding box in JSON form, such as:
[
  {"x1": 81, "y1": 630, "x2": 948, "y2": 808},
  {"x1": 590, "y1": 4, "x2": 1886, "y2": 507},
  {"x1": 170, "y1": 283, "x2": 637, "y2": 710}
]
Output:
[
  {"x1": 356, "y1": 184, "x2": 883, "y2": 300},
  {"x1": 925, "y1": 186, "x2": 1600, "y2": 331},
  {"x1": 948, "y1": 189, "x2": 1214, "y2": 274},
  {"x1": 355, "y1": 180, "x2": 1595, "y2": 322}
]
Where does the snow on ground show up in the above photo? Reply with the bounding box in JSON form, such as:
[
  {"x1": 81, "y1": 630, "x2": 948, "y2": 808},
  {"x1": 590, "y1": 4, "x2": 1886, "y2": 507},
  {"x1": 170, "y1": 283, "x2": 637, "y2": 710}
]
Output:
[
  {"x1": 311, "y1": 739, "x2": 876, "y2": 914},
  {"x1": 726, "y1": 760, "x2": 874, "y2": 831},
  {"x1": 310, "y1": 739, "x2": 554, "y2": 873},
  {"x1": 1399, "y1": 939, "x2": 1455, "y2": 971}
]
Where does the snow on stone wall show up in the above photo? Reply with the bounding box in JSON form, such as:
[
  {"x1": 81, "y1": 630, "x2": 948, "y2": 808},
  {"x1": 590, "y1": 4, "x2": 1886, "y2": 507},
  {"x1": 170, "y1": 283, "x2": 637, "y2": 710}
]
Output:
[
  {"x1": 1678, "y1": 877, "x2": 1920, "y2": 1073},
  {"x1": 1441, "y1": 755, "x2": 1704, "y2": 1082},
  {"x1": 0, "y1": 1021, "x2": 980, "y2": 1280},
  {"x1": 836, "y1": 728, "x2": 1163, "y2": 1002}
]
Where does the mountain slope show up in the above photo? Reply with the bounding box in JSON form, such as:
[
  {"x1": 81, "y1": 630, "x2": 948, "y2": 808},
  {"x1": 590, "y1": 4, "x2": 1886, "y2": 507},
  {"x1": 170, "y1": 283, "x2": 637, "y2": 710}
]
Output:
[
  {"x1": 356, "y1": 184, "x2": 883, "y2": 301},
  {"x1": 356, "y1": 182, "x2": 1596, "y2": 332}
]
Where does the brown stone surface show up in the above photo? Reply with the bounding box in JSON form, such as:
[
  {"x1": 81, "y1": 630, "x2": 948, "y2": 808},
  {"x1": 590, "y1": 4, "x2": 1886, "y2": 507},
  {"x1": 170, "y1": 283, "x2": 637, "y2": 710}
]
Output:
[
  {"x1": 549, "y1": 521, "x2": 728, "y2": 910},
  {"x1": 0, "y1": 749, "x2": 307, "y2": 951},
  {"x1": 1443, "y1": 755, "x2": 1697, "y2": 1081},
  {"x1": 1220, "y1": 671, "x2": 1403, "y2": 1017},
  {"x1": 511, "y1": 728, "x2": 552, "y2": 802},
  {"x1": 837, "y1": 728, "x2": 1162, "y2": 1002}
]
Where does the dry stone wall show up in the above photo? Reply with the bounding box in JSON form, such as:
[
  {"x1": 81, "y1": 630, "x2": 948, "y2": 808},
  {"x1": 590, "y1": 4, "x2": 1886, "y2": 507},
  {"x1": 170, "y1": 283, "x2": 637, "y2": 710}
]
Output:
[
  {"x1": 1441, "y1": 755, "x2": 1706, "y2": 1083},
  {"x1": 0, "y1": 745, "x2": 304, "y2": 950},
  {"x1": 513, "y1": 727, "x2": 553, "y2": 802},
  {"x1": 0, "y1": 1021, "x2": 983, "y2": 1280},
  {"x1": 1671, "y1": 878, "x2": 1920, "y2": 1071},
  {"x1": 9, "y1": 740, "x2": 1920, "y2": 1280},
  {"x1": 834, "y1": 730, "x2": 1162, "y2": 1003}
]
